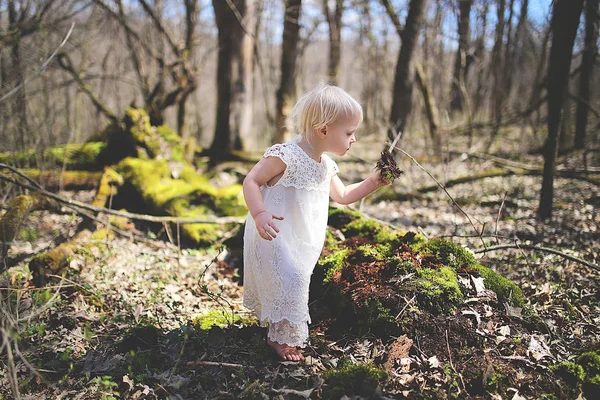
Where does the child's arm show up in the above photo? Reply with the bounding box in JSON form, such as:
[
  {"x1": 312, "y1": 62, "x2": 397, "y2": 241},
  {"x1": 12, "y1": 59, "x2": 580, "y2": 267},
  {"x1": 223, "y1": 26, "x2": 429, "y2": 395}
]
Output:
[
  {"x1": 329, "y1": 171, "x2": 390, "y2": 205},
  {"x1": 243, "y1": 157, "x2": 286, "y2": 241}
]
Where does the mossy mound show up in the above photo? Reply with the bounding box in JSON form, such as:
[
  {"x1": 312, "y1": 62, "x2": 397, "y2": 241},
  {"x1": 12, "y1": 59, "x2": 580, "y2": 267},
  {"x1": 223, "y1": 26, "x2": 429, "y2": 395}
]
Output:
[
  {"x1": 313, "y1": 208, "x2": 524, "y2": 336},
  {"x1": 322, "y1": 359, "x2": 387, "y2": 400},
  {"x1": 115, "y1": 157, "x2": 245, "y2": 246},
  {"x1": 553, "y1": 349, "x2": 600, "y2": 398}
]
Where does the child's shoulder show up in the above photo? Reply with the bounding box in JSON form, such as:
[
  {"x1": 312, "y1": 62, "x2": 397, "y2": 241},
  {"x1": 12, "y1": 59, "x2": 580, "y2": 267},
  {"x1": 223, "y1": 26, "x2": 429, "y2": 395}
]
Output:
[{"x1": 263, "y1": 141, "x2": 299, "y2": 157}]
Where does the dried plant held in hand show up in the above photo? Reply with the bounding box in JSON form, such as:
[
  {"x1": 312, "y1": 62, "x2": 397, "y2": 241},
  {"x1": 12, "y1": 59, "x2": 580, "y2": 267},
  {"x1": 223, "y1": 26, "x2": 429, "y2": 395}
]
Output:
[{"x1": 375, "y1": 150, "x2": 403, "y2": 183}]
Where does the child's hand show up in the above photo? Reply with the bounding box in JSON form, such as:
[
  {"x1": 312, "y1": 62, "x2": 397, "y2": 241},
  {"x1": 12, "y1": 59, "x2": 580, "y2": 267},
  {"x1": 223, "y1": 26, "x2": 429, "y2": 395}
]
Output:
[
  {"x1": 255, "y1": 211, "x2": 284, "y2": 241},
  {"x1": 373, "y1": 170, "x2": 392, "y2": 187}
]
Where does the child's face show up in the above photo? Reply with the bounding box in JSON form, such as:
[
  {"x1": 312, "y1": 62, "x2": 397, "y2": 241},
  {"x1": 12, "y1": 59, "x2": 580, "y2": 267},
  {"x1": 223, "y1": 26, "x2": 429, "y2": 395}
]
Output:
[{"x1": 323, "y1": 113, "x2": 360, "y2": 156}]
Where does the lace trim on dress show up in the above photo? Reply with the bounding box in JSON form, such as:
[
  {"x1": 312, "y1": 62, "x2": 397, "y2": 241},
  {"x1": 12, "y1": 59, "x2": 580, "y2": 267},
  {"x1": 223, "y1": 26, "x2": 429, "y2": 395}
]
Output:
[
  {"x1": 262, "y1": 142, "x2": 337, "y2": 192},
  {"x1": 264, "y1": 318, "x2": 309, "y2": 348}
]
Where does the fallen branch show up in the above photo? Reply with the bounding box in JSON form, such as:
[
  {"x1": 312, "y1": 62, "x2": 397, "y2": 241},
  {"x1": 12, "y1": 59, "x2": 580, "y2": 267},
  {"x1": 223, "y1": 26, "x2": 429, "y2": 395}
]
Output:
[
  {"x1": 475, "y1": 244, "x2": 598, "y2": 272},
  {"x1": 186, "y1": 361, "x2": 243, "y2": 368}
]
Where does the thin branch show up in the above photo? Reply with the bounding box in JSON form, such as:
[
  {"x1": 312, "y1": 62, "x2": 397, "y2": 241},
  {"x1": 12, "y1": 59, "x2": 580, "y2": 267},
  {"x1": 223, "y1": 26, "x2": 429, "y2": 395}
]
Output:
[
  {"x1": 389, "y1": 144, "x2": 487, "y2": 249},
  {"x1": 186, "y1": 361, "x2": 243, "y2": 367},
  {"x1": 380, "y1": 0, "x2": 403, "y2": 37},
  {"x1": 0, "y1": 23, "x2": 74, "y2": 104},
  {"x1": 475, "y1": 244, "x2": 598, "y2": 271}
]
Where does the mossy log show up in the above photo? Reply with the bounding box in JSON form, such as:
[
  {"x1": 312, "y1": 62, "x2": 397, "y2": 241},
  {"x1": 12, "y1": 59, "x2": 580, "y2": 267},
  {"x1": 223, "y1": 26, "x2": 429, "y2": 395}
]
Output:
[
  {"x1": 0, "y1": 142, "x2": 106, "y2": 171},
  {"x1": 91, "y1": 108, "x2": 247, "y2": 246},
  {"x1": 14, "y1": 169, "x2": 103, "y2": 191},
  {"x1": 311, "y1": 208, "x2": 524, "y2": 337},
  {"x1": 0, "y1": 193, "x2": 45, "y2": 264}
]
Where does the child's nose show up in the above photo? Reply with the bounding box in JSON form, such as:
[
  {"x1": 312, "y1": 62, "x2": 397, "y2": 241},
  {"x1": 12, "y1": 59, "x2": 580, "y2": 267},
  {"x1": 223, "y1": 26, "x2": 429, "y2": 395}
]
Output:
[{"x1": 351, "y1": 134, "x2": 356, "y2": 143}]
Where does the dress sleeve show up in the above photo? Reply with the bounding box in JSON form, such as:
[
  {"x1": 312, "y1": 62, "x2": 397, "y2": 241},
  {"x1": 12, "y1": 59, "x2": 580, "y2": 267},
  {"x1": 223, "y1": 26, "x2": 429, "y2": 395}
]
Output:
[
  {"x1": 263, "y1": 144, "x2": 289, "y2": 166},
  {"x1": 329, "y1": 158, "x2": 339, "y2": 176}
]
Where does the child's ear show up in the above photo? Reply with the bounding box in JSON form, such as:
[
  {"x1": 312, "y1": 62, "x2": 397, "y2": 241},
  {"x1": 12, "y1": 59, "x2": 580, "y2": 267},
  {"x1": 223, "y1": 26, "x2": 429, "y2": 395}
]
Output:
[{"x1": 319, "y1": 126, "x2": 327, "y2": 137}]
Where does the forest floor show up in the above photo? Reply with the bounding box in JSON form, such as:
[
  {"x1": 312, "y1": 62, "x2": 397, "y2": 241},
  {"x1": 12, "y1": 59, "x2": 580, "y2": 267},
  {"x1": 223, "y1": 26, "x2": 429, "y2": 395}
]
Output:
[{"x1": 0, "y1": 140, "x2": 599, "y2": 399}]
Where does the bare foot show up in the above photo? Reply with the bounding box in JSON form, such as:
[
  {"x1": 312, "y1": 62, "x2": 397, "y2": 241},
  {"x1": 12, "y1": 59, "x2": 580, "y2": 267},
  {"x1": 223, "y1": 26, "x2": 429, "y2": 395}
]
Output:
[{"x1": 267, "y1": 338, "x2": 305, "y2": 362}]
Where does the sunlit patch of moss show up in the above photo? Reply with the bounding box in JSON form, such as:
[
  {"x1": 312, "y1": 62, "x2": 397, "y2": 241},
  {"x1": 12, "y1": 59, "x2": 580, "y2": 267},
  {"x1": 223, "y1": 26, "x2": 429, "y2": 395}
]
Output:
[
  {"x1": 155, "y1": 125, "x2": 184, "y2": 161},
  {"x1": 342, "y1": 218, "x2": 386, "y2": 240},
  {"x1": 415, "y1": 238, "x2": 523, "y2": 306},
  {"x1": 215, "y1": 184, "x2": 246, "y2": 216},
  {"x1": 190, "y1": 309, "x2": 257, "y2": 330},
  {"x1": 416, "y1": 266, "x2": 463, "y2": 314},
  {"x1": 319, "y1": 248, "x2": 350, "y2": 282},
  {"x1": 414, "y1": 238, "x2": 476, "y2": 269},
  {"x1": 470, "y1": 264, "x2": 524, "y2": 306},
  {"x1": 48, "y1": 142, "x2": 105, "y2": 168},
  {"x1": 323, "y1": 229, "x2": 341, "y2": 252},
  {"x1": 356, "y1": 243, "x2": 392, "y2": 261},
  {"x1": 322, "y1": 359, "x2": 387, "y2": 400}
]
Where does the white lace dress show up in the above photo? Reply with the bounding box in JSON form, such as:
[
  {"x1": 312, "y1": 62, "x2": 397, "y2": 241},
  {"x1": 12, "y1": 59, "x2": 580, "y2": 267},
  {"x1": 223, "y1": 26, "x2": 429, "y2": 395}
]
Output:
[{"x1": 243, "y1": 140, "x2": 339, "y2": 347}]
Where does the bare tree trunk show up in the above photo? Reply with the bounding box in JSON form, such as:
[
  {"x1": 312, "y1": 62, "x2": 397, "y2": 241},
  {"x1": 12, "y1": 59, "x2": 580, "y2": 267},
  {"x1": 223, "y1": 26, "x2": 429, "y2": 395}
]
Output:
[
  {"x1": 539, "y1": 0, "x2": 584, "y2": 220},
  {"x1": 575, "y1": 0, "x2": 599, "y2": 149},
  {"x1": 323, "y1": 0, "x2": 344, "y2": 85},
  {"x1": 450, "y1": 0, "x2": 473, "y2": 113},
  {"x1": 487, "y1": 0, "x2": 506, "y2": 150},
  {"x1": 275, "y1": 0, "x2": 302, "y2": 143},
  {"x1": 415, "y1": 62, "x2": 441, "y2": 155},
  {"x1": 384, "y1": 0, "x2": 429, "y2": 142},
  {"x1": 230, "y1": 0, "x2": 255, "y2": 150},
  {"x1": 211, "y1": 0, "x2": 246, "y2": 156},
  {"x1": 505, "y1": 0, "x2": 529, "y2": 97},
  {"x1": 473, "y1": 1, "x2": 489, "y2": 114},
  {"x1": 8, "y1": 0, "x2": 28, "y2": 152}
]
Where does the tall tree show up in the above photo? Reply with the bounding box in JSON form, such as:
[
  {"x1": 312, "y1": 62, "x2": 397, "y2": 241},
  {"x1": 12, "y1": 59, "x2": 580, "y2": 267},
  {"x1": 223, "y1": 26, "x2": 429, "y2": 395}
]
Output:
[
  {"x1": 231, "y1": 0, "x2": 256, "y2": 149},
  {"x1": 275, "y1": 0, "x2": 302, "y2": 143},
  {"x1": 575, "y1": 0, "x2": 599, "y2": 149},
  {"x1": 538, "y1": 0, "x2": 584, "y2": 220},
  {"x1": 449, "y1": 0, "x2": 473, "y2": 112},
  {"x1": 488, "y1": 0, "x2": 506, "y2": 149},
  {"x1": 382, "y1": 0, "x2": 429, "y2": 142},
  {"x1": 211, "y1": 0, "x2": 247, "y2": 156},
  {"x1": 323, "y1": 0, "x2": 344, "y2": 85}
]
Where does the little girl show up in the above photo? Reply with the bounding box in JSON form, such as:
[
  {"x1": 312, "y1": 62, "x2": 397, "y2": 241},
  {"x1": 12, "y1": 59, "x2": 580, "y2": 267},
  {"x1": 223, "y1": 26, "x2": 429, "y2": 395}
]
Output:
[{"x1": 242, "y1": 84, "x2": 389, "y2": 361}]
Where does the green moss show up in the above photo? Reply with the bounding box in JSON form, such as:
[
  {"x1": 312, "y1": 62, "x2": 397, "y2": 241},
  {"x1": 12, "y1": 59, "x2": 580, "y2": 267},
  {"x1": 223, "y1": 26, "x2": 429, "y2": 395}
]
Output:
[
  {"x1": 553, "y1": 350, "x2": 600, "y2": 395},
  {"x1": 319, "y1": 248, "x2": 350, "y2": 282},
  {"x1": 356, "y1": 243, "x2": 392, "y2": 261},
  {"x1": 215, "y1": 184, "x2": 246, "y2": 216},
  {"x1": 48, "y1": 142, "x2": 105, "y2": 167},
  {"x1": 361, "y1": 298, "x2": 398, "y2": 335},
  {"x1": 327, "y1": 207, "x2": 363, "y2": 229},
  {"x1": 416, "y1": 266, "x2": 463, "y2": 314},
  {"x1": 322, "y1": 360, "x2": 387, "y2": 400},
  {"x1": 190, "y1": 309, "x2": 256, "y2": 330},
  {"x1": 415, "y1": 238, "x2": 477, "y2": 269},
  {"x1": 415, "y1": 238, "x2": 523, "y2": 306},
  {"x1": 0, "y1": 142, "x2": 104, "y2": 169},
  {"x1": 470, "y1": 264, "x2": 524, "y2": 306},
  {"x1": 342, "y1": 218, "x2": 386, "y2": 240}
]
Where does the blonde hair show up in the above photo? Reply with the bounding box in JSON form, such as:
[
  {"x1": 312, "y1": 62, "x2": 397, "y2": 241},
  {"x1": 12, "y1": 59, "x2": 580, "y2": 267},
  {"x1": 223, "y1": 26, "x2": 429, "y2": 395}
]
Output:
[{"x1": 289, "y1": 83, "x2": 363, "y2": 140}]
